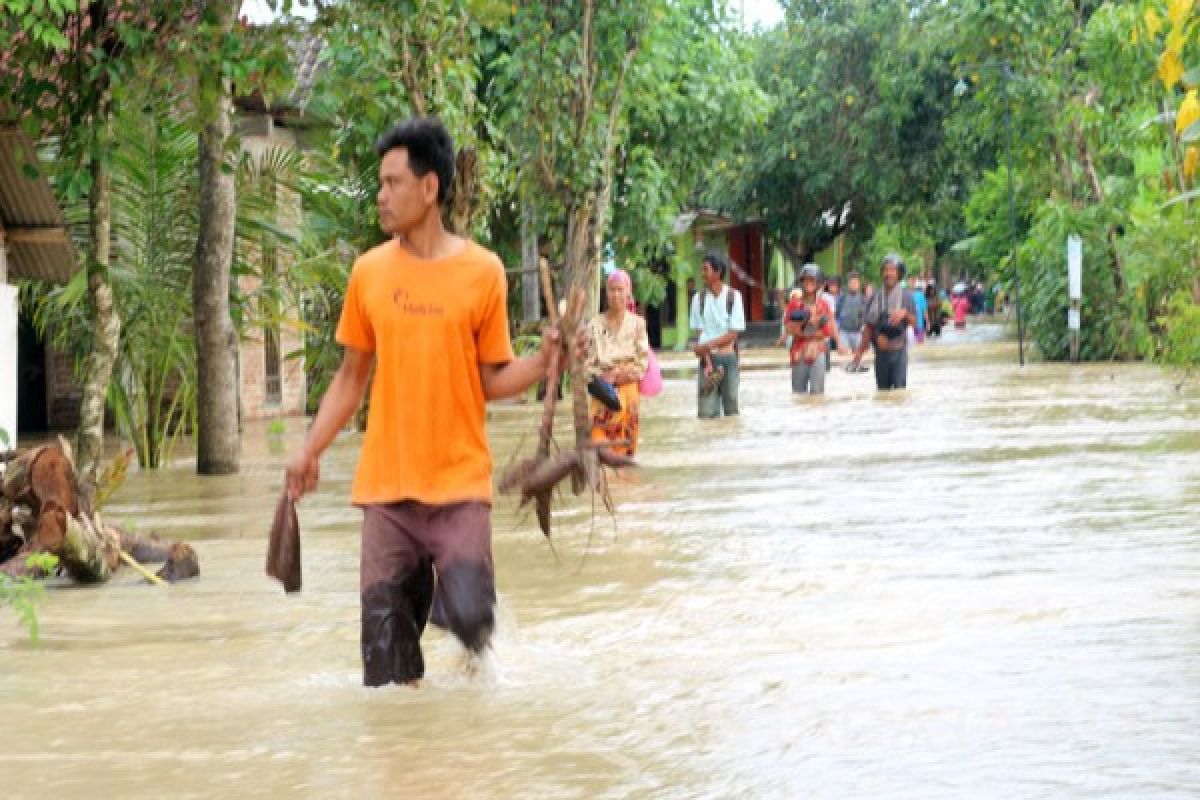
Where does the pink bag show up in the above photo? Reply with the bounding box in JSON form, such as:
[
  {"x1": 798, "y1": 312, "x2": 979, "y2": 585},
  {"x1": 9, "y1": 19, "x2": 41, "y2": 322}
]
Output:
[{"x1": 639, "y1": 348, "x2": 663, "y2": 397}]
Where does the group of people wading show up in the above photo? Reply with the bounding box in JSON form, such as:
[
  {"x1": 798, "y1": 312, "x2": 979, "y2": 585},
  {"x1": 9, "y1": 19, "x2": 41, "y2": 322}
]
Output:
[{"x1": 284, "y1": 117, "x2": 920, "y2": 689}]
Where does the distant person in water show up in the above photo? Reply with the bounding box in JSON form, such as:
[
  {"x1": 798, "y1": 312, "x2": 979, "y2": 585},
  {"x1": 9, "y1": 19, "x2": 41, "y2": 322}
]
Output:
[
  {"x1": 785, "y1": 264, "x2": 838, "y2": 395},
  {"x1": 910, "y1": 275, "x2": 928, "y2": 345},
  {"x1": 284, "y1": 118, "x2": 559, "y2": 688},
  {"x1": 850, "y1": 255, "x2": 916, "y2": 390},
  {"x1": 952, "y1": 290, "x2": 969, "y2": 329},
  {"x1": 836, "y1": 271, "x2": 867, "y2": 355},
  {"x1": 689, "y1": 252, "x2": 745, "y2": 419},
  {"x1": 586, "y1": 268, "x2": 649, "y2": 457}
]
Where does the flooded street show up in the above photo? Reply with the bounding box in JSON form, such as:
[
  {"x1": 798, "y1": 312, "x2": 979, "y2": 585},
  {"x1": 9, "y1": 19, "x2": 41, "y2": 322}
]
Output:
[{"x1": 2, "y1": 327, "x2": 1199, "y2": 798}]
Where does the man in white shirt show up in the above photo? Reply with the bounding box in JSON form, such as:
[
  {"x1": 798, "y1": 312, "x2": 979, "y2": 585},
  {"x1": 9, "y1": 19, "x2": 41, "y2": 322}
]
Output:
[{"x1": 689, "y1": 252, "x2": 746, "y2": 418}]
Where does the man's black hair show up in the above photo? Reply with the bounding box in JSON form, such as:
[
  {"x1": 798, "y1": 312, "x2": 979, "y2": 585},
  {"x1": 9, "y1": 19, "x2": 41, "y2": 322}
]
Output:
[
  {"x1": 701, "y1": 251, "x2": 728, "y2": 279},
  {"x1": 375, "y1": 118, "x2": 456, "y2": 205}
]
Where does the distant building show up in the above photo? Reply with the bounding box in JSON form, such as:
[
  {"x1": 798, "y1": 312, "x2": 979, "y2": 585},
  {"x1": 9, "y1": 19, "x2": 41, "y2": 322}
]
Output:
[
  {"x1": 0, "y1": 122, "x2": 80, "y2": 443},
  {"x1": 231, "y1": 35, "x2": 324, "y2": 421}
]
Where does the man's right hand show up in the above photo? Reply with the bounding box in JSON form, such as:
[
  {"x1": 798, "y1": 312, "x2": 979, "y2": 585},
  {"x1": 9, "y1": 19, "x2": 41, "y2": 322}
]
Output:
[{"x1": 285, "y1": 449, "x2": 320, "y2": 501}]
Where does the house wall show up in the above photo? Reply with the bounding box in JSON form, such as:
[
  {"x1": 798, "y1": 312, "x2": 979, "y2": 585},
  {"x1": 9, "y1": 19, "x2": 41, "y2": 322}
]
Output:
[
  {"x1": 0, "y1": 283, "x2": 16, "y2": 444},
  {"x1": 237, "y1": 294, "x2": 306, "y2": 420},
  {"x1": 44, "y1": 343, "x2": 81, "y2": 430},
  {"x1": 238, "y1": 120, "x2": 306, "y2": 420},
  {"x1": 727, "y1": 224, "x2": 765, "y2": 322}
]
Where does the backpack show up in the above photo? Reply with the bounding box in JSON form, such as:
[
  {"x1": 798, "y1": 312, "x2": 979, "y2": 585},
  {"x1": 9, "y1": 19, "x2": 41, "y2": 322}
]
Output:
[
  {"x1": 699, "y1": 286, "x2": 741, "y2": 353},
  {"x1": 700, "y1": 285, "x2": 738, "y2": 317}
]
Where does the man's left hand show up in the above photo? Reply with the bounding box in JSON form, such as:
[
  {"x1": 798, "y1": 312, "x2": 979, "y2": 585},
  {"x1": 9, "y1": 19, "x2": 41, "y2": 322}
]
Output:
[{"x1": 539, "y1": 325, "x2": 564, "y2": 370}]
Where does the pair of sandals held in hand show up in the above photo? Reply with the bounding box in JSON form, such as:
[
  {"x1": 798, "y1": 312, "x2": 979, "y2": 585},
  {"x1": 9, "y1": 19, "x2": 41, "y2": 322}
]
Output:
[{"x1": 701, "y1": 364, "x2": 725, "y2": 395}]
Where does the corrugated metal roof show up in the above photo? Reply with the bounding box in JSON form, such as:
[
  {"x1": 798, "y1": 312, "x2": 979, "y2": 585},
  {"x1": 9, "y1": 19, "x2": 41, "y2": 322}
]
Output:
[{"x1": 0, "y1": 126, "x2": 78, "y2": 284}]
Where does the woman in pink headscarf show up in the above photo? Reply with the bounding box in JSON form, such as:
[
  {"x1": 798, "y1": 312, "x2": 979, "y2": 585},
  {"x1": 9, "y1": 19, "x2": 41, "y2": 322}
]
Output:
[{"x1": 586, "y1": 268, "x2": 650, "y2": 457}]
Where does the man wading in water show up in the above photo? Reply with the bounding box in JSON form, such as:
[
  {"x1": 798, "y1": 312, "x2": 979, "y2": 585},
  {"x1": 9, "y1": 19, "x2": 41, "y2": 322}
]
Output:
[
  {"x1": 689, "y1": 252, "x2": 745, "y2": 418},
  {"x1": 784, "y1": 264, "x2": 838, "y2": 395},
  {"x1": 849, "y1": 254, "x2": 917, "y2": 390},
  {"x1": 285, "y1": 119, "x2": 558, "y2": 687}
]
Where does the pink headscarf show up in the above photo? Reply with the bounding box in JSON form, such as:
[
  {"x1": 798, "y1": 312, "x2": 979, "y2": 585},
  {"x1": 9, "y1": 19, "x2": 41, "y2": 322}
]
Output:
[{"x1": 607, "y1": 268, "x2": 636, "y2": 312}]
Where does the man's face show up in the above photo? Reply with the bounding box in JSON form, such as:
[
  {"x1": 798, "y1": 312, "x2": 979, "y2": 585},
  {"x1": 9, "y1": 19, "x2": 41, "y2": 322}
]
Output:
[
  {"x1": 882, "y1": 263, "x2": 900, "y2": 287},
  {"x1": 702, "y1": 261, "x2": 721, "y2": 283},
  {"x1": 377, "y1": 148, "x2": 438, "y2": 235},
  {"x1": 801, "y1": 276, "x2": 818, "y2": 296},
  {"x1": 909, "y1": 276, "x2": 918, "y2": 289},
  {"x1": 848, "y1": 277, "x2": 861, "y2": 293}
]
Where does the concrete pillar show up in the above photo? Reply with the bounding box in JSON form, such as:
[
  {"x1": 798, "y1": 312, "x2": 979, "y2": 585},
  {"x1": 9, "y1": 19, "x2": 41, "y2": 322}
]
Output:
[
  {"x1": 670, "y1": 231, "x2": 700, "y2": 351},
  {"x1": 0, "y1": 230, "x2": 16, "y2": 445}
]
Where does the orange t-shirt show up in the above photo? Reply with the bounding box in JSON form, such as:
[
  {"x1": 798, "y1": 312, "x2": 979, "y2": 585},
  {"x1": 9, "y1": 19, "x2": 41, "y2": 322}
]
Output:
[{"x1": 335, "y1": 238, "x2": 515, "y2": 506}]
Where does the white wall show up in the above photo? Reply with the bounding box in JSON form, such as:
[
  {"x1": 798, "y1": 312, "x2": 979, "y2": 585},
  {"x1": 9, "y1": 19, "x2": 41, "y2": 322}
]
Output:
[{"x1": 0, "y1": 283, "x2": 16, "y2": 446}]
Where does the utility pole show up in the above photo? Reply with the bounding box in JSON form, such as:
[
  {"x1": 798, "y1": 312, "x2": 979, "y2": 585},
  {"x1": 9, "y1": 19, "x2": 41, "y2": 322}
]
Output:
[{"x1": 1001, "y1": 62, "x2": 1026, "y2": 367}]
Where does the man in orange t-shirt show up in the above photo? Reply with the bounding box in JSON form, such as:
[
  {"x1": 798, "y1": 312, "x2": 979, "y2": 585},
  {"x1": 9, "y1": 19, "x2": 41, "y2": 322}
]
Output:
[{"x1": 285, "y1": 119, "x2": 558, "y2": 687}]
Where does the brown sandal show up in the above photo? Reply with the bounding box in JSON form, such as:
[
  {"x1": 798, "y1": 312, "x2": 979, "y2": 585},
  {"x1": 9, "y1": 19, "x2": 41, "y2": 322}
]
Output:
[{"x1": 701, "y1": 365, "x2": 725, "y2": 395}]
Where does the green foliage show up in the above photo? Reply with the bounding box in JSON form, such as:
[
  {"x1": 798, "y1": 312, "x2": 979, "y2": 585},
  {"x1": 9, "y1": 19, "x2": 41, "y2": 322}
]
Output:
[
  {"x1": 943, "y1": 0, "x2": 1200, "y2": 364},
  {"x1": 1160, "y1": 292, "x2": 1200, "y2": 369},
  {"x1": 1018, "y1": 199, "x2": 1132, "y2": 361},
  {"x1": 0, "y1": 553, "x2": 59, "y2": 643},
  {"x1": 712, "y1": 0, "x2": 960, "y2": 261},
  {"x1": 0, "y1": 0, "x2": 77, "y2": 50},
  {"x1": 961, "y1": 167, "x2": 1037, "y2": 275},
  {"x1": 607, "y1": 0, "x2": 766, "y2": 296},
  {"x1": 861, "y1": 222, "x2": 936, "y2": 284},
  {"x1": 309, "y1": 0, "x2": 498, "y2": 235}
]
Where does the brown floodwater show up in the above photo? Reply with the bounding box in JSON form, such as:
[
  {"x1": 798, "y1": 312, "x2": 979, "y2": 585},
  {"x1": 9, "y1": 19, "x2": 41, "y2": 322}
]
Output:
[{"x1": 2, "y1": 324, "x2": 1199, "y2": 798}]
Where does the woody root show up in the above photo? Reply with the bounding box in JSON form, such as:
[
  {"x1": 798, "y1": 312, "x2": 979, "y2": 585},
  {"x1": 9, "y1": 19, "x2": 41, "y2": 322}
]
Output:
[{"x1": 498, "y1": 260, "x2": 635, "y2": 543}]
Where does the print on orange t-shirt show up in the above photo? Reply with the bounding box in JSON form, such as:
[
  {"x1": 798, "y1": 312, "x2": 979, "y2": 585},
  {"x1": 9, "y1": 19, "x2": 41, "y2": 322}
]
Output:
[{"x1": 336, "y1": 239, "x2": 515, "y2": 506}]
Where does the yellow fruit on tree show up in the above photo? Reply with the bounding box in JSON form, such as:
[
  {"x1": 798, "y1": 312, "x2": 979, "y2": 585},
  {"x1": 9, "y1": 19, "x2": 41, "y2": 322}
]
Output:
[
  {"x1": 1144, "y1": 8, "x2": 1162, "y2": 38},
  {"x1": 1183, "y1": 146, "x2": 1199, "y2": 182},
  {"x1": 1177, "y1": 90, "x2": 1200, "y2": 135},
  {"x1": 1168, "y1": 0, "x2": 1193, "y2": 28},
  {"x1": 1158, "y1": 49, "x2": 1185, "y2": 89}
]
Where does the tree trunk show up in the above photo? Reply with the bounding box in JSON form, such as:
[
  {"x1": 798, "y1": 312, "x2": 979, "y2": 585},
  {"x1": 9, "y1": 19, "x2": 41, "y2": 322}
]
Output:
[
  {"x1": 1, "y1": 444, "x2": 200, "y2": 582},
  {"x1": 1075, "y1": 126, "x2": 1127, "y2": 295},
  {"x1": 778, "y1": 239, "x2": 808, "y2": 271},
  {"x1": 586, "y1": 42, "x2": 638, "y2": 313},
  {"x1": 588, "y1": 179, "x2": 614, "y2": 312},
  {"x1": 564, "y1": 200, "x2": 596, "y2": 291},
  {"x1": 520, "y1": 193, "x2": 540, "y2": 324},
  {"x1": 61, "y1": 511, "x2": 120, "y2": 583},
  {"x1": 192, "y1": 1, "x2": 240, "y2": 476},
  {"x1": 448, "y1": 146, "x2": 478, "y2": 235},
  {"x1": 75, "y1": 154, "x2": 121, "y2": 484}
]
